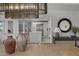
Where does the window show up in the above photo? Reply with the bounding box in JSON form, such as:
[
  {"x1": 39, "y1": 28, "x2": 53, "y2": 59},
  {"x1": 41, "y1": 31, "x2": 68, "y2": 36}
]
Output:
[
  {"x1": 19, "y1": 21, "x2": 23, "y2": 33},
  {"x1": 8, "y1": 21, "x2": 13, "y2": 33},
  {"x1": 0, "y1": 21, "x2": 3, "y2": 33},
  {"x1": 19, "y1": 24, "x2": 23, "y2": 33},
  {"x1": 19, "y1": 21, "x2": 31, "y2": 34},
  {"x1": 25, "y1": 23, "x2": 28, "y2": 33}
]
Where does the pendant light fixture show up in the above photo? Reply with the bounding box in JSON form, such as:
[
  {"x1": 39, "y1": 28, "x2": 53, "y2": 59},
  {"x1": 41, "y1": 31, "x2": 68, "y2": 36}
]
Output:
[{"x1": 0, "y1": 3, "x2": 47, "y2": 19}]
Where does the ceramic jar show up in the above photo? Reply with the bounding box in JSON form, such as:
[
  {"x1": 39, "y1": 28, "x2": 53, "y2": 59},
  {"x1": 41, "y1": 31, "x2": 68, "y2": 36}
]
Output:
[
  {"x1": 17, "y1": 33, "x2": 28, "y2": 51},
  {"x1": 4, "y1": 36, "x2": 16, "y2": 55}
]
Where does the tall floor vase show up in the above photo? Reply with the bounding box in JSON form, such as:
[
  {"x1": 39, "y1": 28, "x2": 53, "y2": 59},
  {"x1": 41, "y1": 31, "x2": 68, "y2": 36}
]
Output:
[
  {"x1": 16, "y1": 33, "x2": 28, "y2": 51},
  {"x1": 4, "y1": 36, "x2": 16, "y2": 55}
]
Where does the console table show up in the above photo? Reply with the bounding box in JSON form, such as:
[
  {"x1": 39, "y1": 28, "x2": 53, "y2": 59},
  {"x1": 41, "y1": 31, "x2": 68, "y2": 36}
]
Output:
[{"x1": 53, "y1": 36, "x2": 79, "y2": 47}]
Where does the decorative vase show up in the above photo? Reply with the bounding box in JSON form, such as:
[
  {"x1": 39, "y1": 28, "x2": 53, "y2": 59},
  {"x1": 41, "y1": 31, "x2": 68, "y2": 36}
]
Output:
[
  {"x1": 4, "y1": 36, "x2": 16, "y2": 55},
  {"x1": 16, "y1": 33, "x2": 28, "y2": 51}
]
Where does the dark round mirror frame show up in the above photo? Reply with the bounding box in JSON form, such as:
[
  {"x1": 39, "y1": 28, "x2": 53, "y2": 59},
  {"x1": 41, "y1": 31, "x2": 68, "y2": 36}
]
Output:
[{"x1": 58, "y1": 18, "x2": 72, "y2": 33}]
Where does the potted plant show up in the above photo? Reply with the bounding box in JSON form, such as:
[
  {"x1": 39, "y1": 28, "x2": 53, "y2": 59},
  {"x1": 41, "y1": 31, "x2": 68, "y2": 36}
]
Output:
[{"x1": 72, "y1": 26, "x2": 79, "y2": 37}]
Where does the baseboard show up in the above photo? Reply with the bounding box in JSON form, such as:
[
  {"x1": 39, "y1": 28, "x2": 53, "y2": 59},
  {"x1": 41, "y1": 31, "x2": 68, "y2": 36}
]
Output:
[{"x1": 55, "y1": 41, "x2": 75, "y2": 44}]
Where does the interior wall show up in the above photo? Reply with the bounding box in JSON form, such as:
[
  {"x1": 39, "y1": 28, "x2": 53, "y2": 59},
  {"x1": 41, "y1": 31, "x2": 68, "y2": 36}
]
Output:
[
  {"x1": 48, "y1": 3, "x2": 79, "y2": 37},
  {"x1": 46, "y1": 3, "x2": 79, "y2": 44}
]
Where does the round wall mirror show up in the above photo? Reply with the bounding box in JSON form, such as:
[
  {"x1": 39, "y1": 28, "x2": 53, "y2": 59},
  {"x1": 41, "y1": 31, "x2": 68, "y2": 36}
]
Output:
[{"x1": 58, "y1": 18, "x2": 72, "y2": 33}]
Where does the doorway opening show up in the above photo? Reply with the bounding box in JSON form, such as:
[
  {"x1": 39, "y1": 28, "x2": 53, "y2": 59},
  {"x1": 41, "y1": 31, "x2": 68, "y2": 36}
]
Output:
[{"x1": 31, "y1": 21, "x2": 49, "y2": 43}]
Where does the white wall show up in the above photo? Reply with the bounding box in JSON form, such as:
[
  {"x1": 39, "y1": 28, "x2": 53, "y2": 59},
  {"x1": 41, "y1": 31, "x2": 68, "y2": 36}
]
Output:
[
  {"x1": 47, "y1": 3, "x2": 79, "y2": 44},
  {"x1": 48, "y1": 3, "x2": 79, "y2": 36}
]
